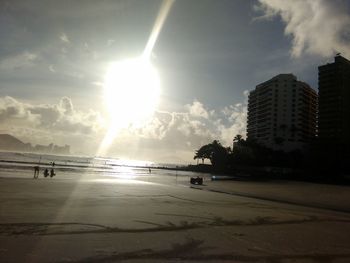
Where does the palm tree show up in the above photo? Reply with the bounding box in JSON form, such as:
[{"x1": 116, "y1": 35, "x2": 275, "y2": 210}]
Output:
[
  {"x1": 233, "y1": 134, "x2": 245, "y2": 149},
  {"x1": 194, "y1": 140, "x2": 229, "y2": 168},
  {"x1": 210, "y1": 140, "x2": 229, "y2": 167},
  {"x1": 194, "y1": 144, "x2": 211, "y2": 164},
  {"x1": 233, "y1": 134, "x2": 243, "y2": 143}
]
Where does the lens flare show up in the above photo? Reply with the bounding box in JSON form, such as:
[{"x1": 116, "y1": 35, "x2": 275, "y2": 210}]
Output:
[
  {"x1": 98, "y1": 0, "x2": 175, "y2": 156},
  {"x1": 104, "y1": 58, "x2": 160, "y2": 128}
]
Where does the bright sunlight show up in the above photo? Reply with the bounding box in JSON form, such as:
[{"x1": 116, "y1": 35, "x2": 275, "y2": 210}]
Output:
[
  {"x1": 98, "y1": 0, "x2": 173, "y2": 156},
  {"x1": 104, "y1": 57, "x2": 160, "y2": 129}
]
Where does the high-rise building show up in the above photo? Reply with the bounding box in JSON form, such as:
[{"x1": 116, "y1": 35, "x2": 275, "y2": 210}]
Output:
[
  {"x1": 318, "y1": 55, "x2": 350, "y2": 147},
  {"x1": 247, "y1": 74, "x2": 317, "y2": 151}
]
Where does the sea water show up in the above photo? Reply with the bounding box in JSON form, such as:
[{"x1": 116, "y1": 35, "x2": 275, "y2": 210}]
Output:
[{"x1": 0, "y1": 151, "x2": 208, "y2": 182}]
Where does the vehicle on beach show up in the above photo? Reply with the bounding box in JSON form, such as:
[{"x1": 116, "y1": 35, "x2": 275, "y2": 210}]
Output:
[{"x1": 190, "y1": 176, "x2": 203, "y2": 185}]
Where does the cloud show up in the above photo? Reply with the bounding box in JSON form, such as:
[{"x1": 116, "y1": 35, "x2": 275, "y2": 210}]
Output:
[
  {"x1": 102, "y1": 93, "x2": 248, "y2": 163},
  {"x1": 60, "y1": 96, "x2": 74, "y2": 114},
  {"x1": 218, "y1": 102, "x2": 247, "y2": 146},
  {"x1": 129, "y1": 91, "x2": 249, "y2": 151},
  {"x1": 0, "y1": 51, "x2": 38, "y2": 70},
  {"x1": 0, "y1": 96, "x2": 103, "y2": 136},
  {"x1": 186, "y1": 100, "x2": 209, "y2": 119},
  {"x1": 49, "y1": 65, "x2": 56, "y2": 72},
  {"x1": 255, "y1": 0, "x2": 350, "y2": 58},
  {"x1": 107, "y1": 39, "x2": 115, "y2": 46},
  {"x1": 0, "y1": 94, "x2": 248, "y2": 162},
  {"x1": 59, "y1": 33, "x2": 70, "y2": 44},
  {"x1": 29, "y1": 98, "x2": 102, "y2": 134},
  {"x1": 0, "y1": 96, "x2": 38, "y2": 123}
]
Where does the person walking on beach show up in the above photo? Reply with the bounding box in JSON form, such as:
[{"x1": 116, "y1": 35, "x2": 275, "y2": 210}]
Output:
[
  {"x1": 33, "y1": 156, "x2": 42, "y2": 179},
  {"x1": 50, "y1": 161, "x2": 56, "y2": 178},
  {"x1": 43, "y1": 168, "x2": 49, "y2": 178},
  {"x1": 50, "y1": 168, "x2": 55, "y2": 178},
  {"x1": 33, "y1": 166, "x2": 40, "y2": 179}
]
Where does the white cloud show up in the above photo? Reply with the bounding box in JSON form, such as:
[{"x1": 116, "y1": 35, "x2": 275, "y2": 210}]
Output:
[
  {"x1": 59, "y1": 96, "x2": 74, "y2": 114},
  {"x1": 64, "y1": 71, "x2": 84, "y2": 79},
  {"x1": 185, "y1": 100, "x2": 209, "y2": 119},
  {"x1": 0, "y1": 51, "x2": 38, "y2": 70},
  {"x1": 133, "y1": 92, "x2": 248, "y2": 151},
  {"x1": 49, "y1": 65, "x2": 56, "y2": 72},
  {"x1": 91, "y1": 81, "x2": 103, "y2": 87},
  {"x1": 255, "y1": 0, "x2": 350, "y2": 58},
  {"x1": 107, "y1": 39, "x2": 115, "y2": 46},
  {"x1": 60, "y1": 33, "x2": 70, "y2": 43},
  {"x1": 0, "y1": 94, "x2": 248, "y2": 163},
  {"x1": 218, "y1": 104, "x2": 247, "y2": 146},
  {"x1": 0, "y1": 96, "x2": 103, "y2": 136},
  {"x1": 0, "y1": 96, "x2": 38, "y2": 124}
]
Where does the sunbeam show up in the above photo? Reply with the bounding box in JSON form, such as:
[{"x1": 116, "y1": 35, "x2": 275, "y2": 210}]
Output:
[
  {"x1": 143, "y1": 0, "x2": 175, "y2": 59},
  {"x1": 98, "y1": 0, "x2": 175, "y2": 157}
]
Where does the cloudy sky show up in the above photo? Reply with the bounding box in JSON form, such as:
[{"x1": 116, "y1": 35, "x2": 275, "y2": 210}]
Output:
[{"x1": 0, "y1": 0, "x2": 349, "y2": 164}]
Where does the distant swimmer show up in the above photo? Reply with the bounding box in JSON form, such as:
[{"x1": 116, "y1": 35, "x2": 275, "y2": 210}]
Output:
[{"x1": 33, "y1": 166, "x2": 40, "y2": 179}]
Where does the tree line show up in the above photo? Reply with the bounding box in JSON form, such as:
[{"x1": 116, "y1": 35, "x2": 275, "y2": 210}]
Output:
[{"x1": 193, "y1": 135, "x2": 349, "y2": 181}]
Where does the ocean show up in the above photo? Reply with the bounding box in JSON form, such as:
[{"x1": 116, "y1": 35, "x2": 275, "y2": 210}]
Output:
[{"x1": 0, "y1": 151, "x2": 207, "y2": 181}]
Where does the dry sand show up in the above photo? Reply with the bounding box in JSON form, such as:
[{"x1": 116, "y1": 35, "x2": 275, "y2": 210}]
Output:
[{"x1": 1, "y1": 173, "x2": 350, "y2": 262}]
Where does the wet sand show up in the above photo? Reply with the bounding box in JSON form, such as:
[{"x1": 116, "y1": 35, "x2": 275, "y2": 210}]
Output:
[{"x1": 1, "y1": 174, "x2": 350, "y2": 262}]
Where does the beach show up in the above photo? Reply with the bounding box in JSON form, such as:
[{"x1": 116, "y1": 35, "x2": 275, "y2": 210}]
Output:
[{"x1": 1, "y1": 167, "x2": 350, "y2": 263}]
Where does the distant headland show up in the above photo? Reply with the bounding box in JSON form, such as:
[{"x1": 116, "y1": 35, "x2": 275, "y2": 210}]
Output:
[{"x1": 0, "y1": 134, "x2": 70, "y2": 155}]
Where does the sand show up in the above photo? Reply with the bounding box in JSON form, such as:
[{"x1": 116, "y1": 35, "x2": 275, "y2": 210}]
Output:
[{"x1": 1, "y1": 173, "x2": 350, "y2": 262}]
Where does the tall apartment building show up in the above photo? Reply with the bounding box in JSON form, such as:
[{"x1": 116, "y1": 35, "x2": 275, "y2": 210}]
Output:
[
  {"x1": 247, "y1": 74, "x2": 317, "y2": 151},
  {"x1": 318, "y1": 55, "x2": 350, "y2": 147}
]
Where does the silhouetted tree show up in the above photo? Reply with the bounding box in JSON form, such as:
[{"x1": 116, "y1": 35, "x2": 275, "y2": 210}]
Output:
[
  {"x1": 274, "y1": 137, "x2": 285, "y2": 146},
  {"x1": 233, "y1": 134, "x2": 244, "y2": 144},
  {"x1": 210, "y1": 140, "x2": 229, "y2": 168},
  {"x1": 194, "y1": 144, "x2": 212, "y2": 164},
  {"x1": 194, "y1": 140, "x2": 229, "y2": 168},
  {"x1": 194, "y1": 134, "x2": 324, "y2": 179}
]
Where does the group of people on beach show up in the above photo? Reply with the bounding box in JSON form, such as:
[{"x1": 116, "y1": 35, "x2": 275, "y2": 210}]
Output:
[{"x1": 33, "y1": 161, "x2": 56, "y2": 179}]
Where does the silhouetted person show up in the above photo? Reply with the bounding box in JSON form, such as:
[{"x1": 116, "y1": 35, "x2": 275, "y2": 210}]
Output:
[
  {"x1": 44, "y1": 168, "x2": 49, "y2": 178},
  {"x1": 149, "y1": 168, "x2": 151, "y2": 174},
  {"x1": 50, "y1": 168, "x2": 55, "y2": 178},
  {"x1": 33, "y1": 166, "x2": 40, "y2": 179}
]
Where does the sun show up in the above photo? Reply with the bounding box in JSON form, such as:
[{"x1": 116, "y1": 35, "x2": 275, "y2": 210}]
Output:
[{"x1": 104, "y1": 57, "x2": 160, "y2": 129}]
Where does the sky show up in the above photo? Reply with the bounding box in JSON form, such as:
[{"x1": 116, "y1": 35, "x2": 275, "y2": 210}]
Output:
[{"x1": 0, "y1": 0, "x2": 350, "y2": 164}]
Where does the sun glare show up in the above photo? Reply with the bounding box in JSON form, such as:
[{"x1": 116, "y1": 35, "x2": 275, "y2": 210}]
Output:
[
  {"x1": 104, "y1": 58, "x2": 160, "y2": 129},
  {"x1": 98, "y1": 0, "x2": 174, "y2": 156}
]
